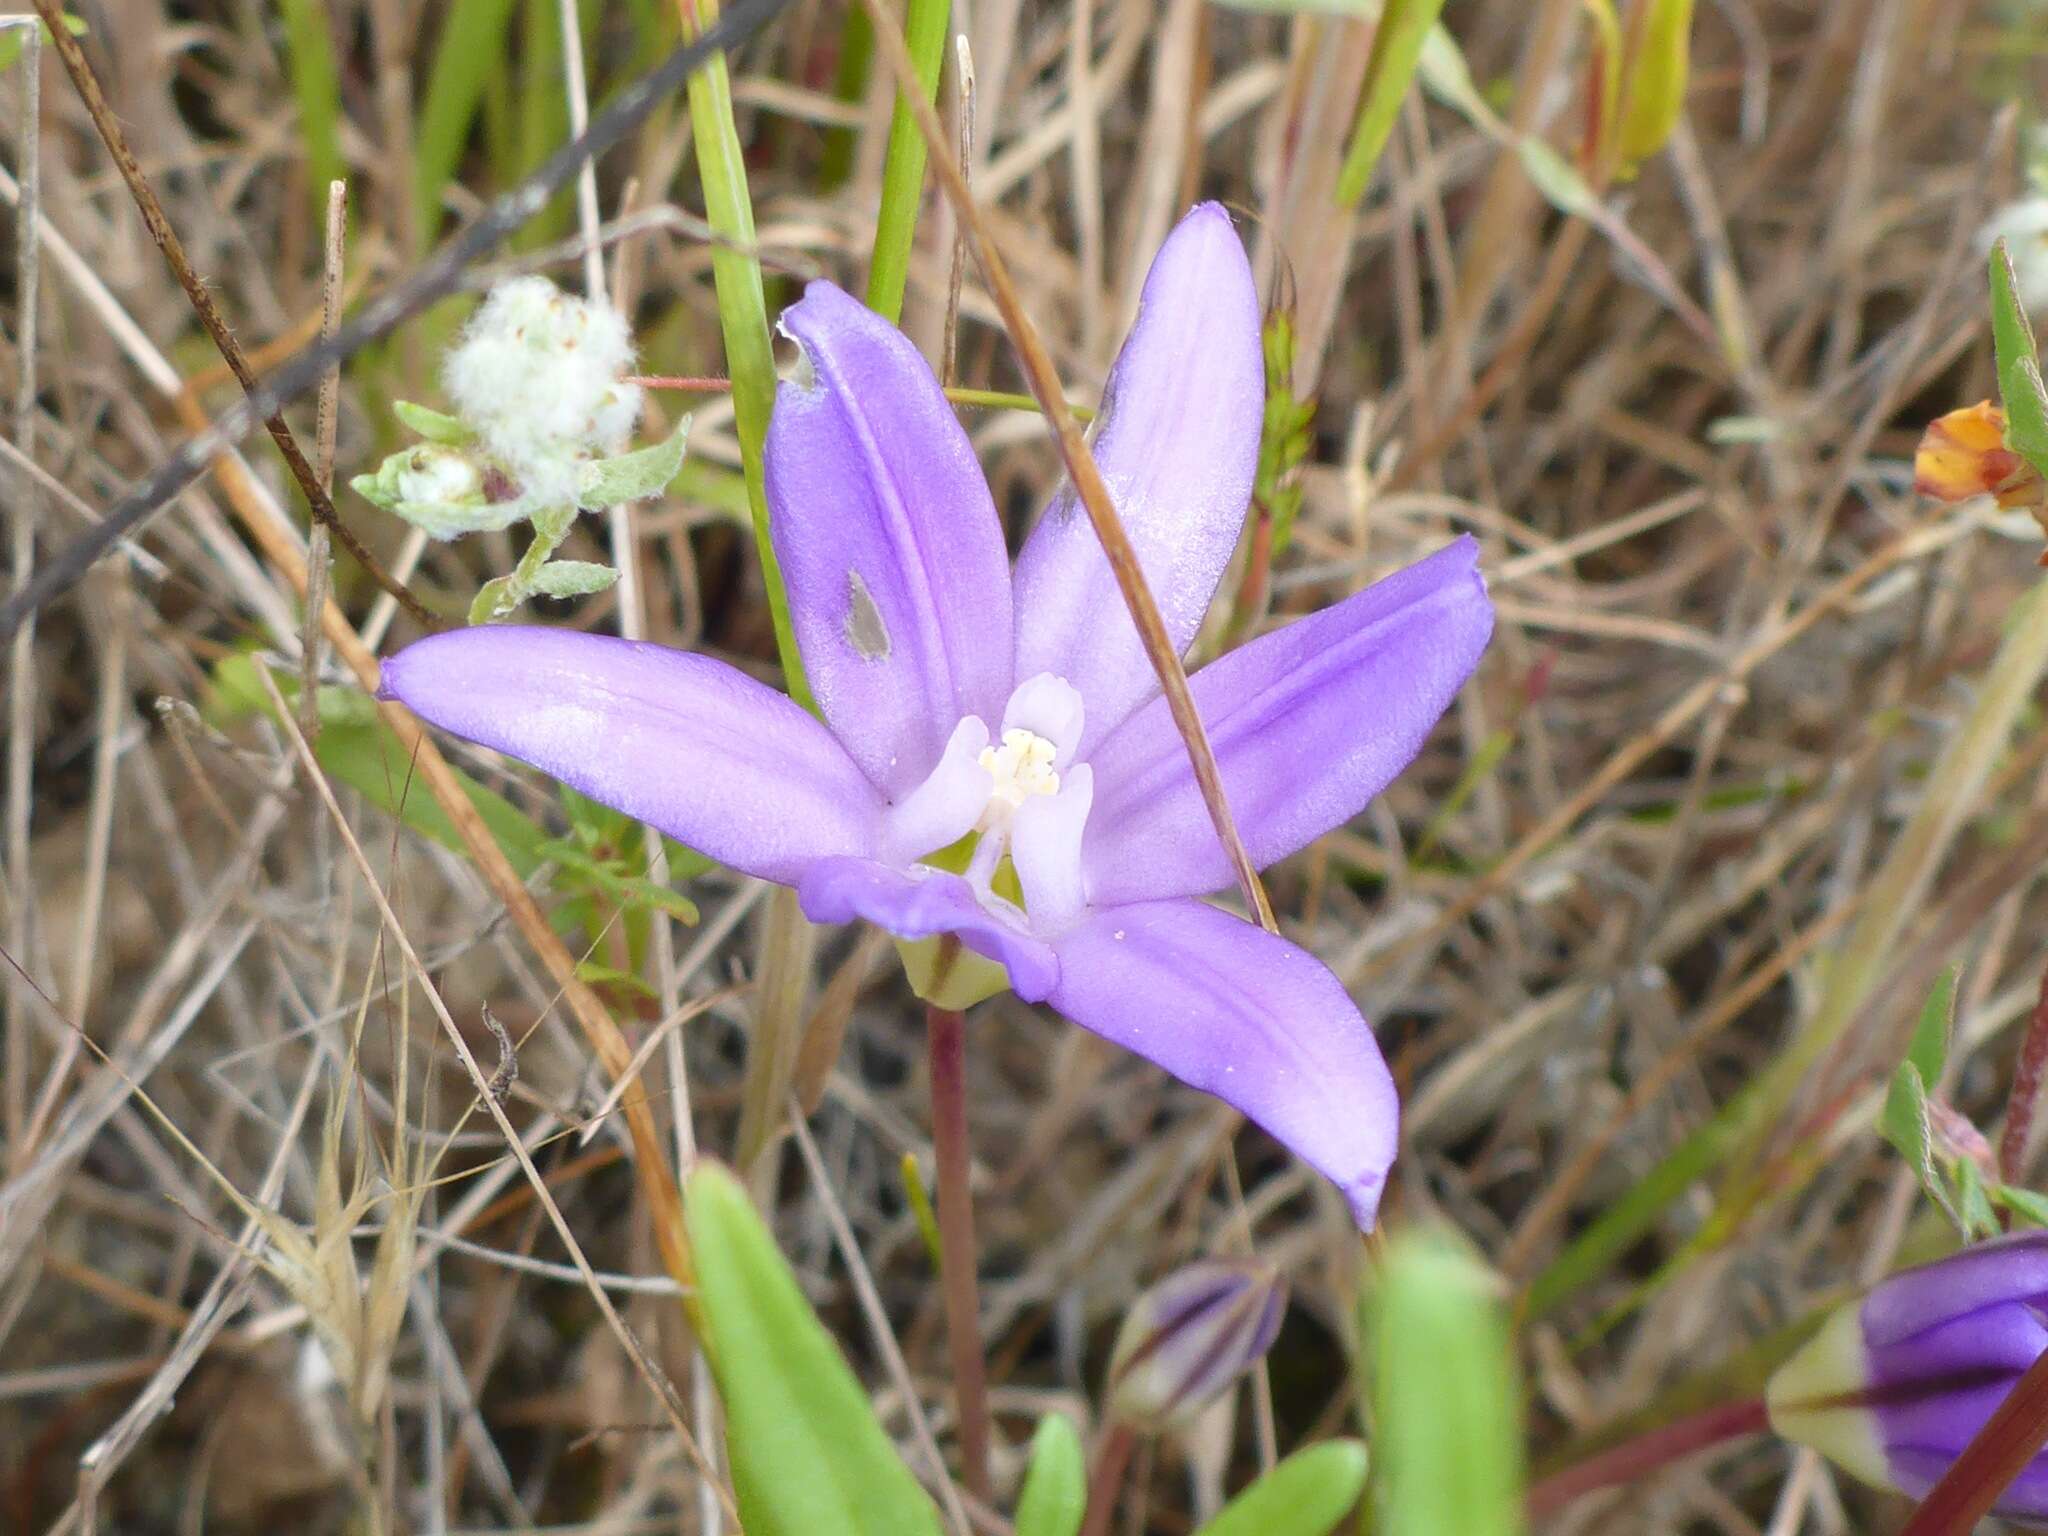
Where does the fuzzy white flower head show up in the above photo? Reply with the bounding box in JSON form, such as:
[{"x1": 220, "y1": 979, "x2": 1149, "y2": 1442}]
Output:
[
  {"x1": 443, "y1": 276, "x2": 643, "y2": 468},
  {"x1": 394, "y1": 444, "x2": 485, "y2": 508},
  {"x1": 1982, "y1": 197, "x2": 2048, "y2": 313}
]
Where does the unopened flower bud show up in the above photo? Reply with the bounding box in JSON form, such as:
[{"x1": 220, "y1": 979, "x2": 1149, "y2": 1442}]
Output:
[
  {"x1": 443, "y1": 276, "x2": 641, "y2": 464},
  {"x1": 1767, "y1": 1232, "x2": 2048, "y2": 1523},
  {"x1": 1915, "y1": 402, "x2": 2044, "y2": 514},
  {"x1": 1107, "y1": 1259, "x2": 1285, "y2": 1431}
]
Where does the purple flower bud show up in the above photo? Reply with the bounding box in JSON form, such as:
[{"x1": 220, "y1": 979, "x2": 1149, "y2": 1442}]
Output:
[
  {"x1": 1107, "y1": 1259, "x2": 1286, "y2": 1431},
  {"x1": 1767, "y1": 1232, "x2": 2048, "y2": 1521}
]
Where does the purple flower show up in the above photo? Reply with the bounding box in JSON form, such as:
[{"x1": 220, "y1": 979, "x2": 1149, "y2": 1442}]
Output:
[
  {"x1": 377, "y1": 204, "x2": 1493, "y2": 1228},
  {"x1": 1767, "y1": 1232, "x2": 2048, "y2": 1521},
  {"x1": 1108, "y1": 1258, "x2": 1287, "y2": 1430}
]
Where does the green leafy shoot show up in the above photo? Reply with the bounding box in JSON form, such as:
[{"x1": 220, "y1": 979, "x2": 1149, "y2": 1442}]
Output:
[
  {"x1": 1257, "y1": 311, "x2": 1317, "y2": 557},
  {"x1": 1335, "y1": 0, "x2": 1449, "y2": 207}
]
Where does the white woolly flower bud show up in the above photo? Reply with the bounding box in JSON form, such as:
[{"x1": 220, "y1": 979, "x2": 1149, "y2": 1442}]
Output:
[
  {"x1": 394, "y1": 444, "x2": 485, "y2": 508},
  {"x1": 443, "y1": 276, "x2": 643, "y2": 466}
]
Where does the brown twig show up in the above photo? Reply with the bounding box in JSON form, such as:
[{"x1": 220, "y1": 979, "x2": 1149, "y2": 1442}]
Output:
[
  {"x1": 1077, "y1": 1422, "x2": 1138, "y2": 1536},
  {"x1": 29, "y1": 0, "x2": 435, "y2": 632},
  {"x1": 300, "y1": 180, "x2": 347, "y2": 745},
  {"x1": 854, "y1": 0, "x2": 1277, "y2": 932}
]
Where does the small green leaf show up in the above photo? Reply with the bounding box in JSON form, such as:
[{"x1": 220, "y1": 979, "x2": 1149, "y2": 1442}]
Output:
[
  {"x1": 683, "y1": 1163, "x2": 943, "y2": 1536},
  {"x1": 469, "y1": 574, "x2": 518, "y2": 625},
  {"x1": 529, "y1": 560, "x2": 620, "y2": 599},
  {"x1": 1369, "y1": 1233, "x2": 1523, "y2": 1536},
  {"x1": 1992, "y1": 241, "x2": 2048, "y2": 478},
  {"x1": 1515, "y1": 138, "x2": 1600, "y2": 219},
  {"x1": 1191, "y1": 1442, "x2": 1370, "y2": 1536},
  {"x1": 0, "y1": 15, "x2": 86, "y2": 74},
  {"x1": 1014, "y1": 1415, "x2": 1086, "y2": 1536},
  {"x1": 1995, "y1": 1183, "x2": 2048, "y2": 1228},
  {"x1": 901, "y1": 1152, "x2": 943, "y2": 1270},
  {"x1": 576, "y1": 421, "x2": 692, "y2": 508},
  {"x1": 393, "y1": 399, "x2": 474, "y2": 444},
  {"x1": 1908, "y1": 968, "x2": 1957, "y2": 1084},
  {"x1": 1956, "y1": 1159, "x2": 2000, "y2": 1241},
  {"x1": 1614, "y1": 0, "x2": 1694, "y2": 171}
]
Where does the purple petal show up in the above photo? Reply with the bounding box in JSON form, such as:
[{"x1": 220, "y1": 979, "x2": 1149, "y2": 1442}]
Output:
[
  {"x1": 1046, "y1": 899, "x2": 1396, "y2": 1228},
  {"x1": 767, "y1": 282, "x2": 1013, "y2": 797},
  {"x1": 1081, "y1": 537, "x2": 1492, "y2": 907},
  {"x1": 797, "y1": 856, "x2": 1059, "y2": 1002},
  {"x1": 379, "y1": 628, "x2": 882, "y2": 884},
  {"x1": 1862, "y1": 1230, "x2": 2048, "y2": 1347},
  {"x1": 1011, "y1": 204, "x2": 1263, "y2": 754}
]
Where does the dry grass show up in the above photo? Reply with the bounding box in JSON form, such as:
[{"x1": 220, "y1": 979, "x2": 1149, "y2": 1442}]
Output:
[{"x1": 3, "y1": 0, "x2": 2046, "y2": 1531}]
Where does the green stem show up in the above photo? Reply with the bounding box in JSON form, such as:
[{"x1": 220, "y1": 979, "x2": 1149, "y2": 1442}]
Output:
[
  {"x1": 677, "y1": 0, "x2": 813, "y2": 710},
  {"x1": 1334, "y1": 0, "x2": 1448, "y2": 209},
  {"x1": 864, "y1": 0, "x2": 951, "y2": 324}
]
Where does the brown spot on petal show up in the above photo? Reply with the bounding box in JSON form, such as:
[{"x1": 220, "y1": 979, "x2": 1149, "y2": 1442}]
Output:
[{"x1": 845, "y1": 570, "x2": 890, "y2": 661}]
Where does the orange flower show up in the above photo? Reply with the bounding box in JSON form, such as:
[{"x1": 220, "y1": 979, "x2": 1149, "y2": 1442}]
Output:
[{"x1": 1915, "y1": 402, "x2": 2035, "y2": 506}]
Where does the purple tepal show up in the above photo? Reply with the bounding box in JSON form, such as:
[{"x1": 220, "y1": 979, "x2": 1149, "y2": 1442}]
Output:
[{"x1": 378, "y1": 203, "x2": 1495, "y2": 1229}]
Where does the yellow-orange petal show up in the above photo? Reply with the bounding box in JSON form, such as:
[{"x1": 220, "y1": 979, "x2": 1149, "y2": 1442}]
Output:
[{"x1": 1915, "y1": 402, "x2": 2023, "y2": 502}]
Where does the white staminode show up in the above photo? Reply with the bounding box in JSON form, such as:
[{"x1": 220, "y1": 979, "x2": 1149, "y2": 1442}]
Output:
[
  {"x1": 881, "y1": 673, "x2": 1093, "y2": 930},
  {"x1": 977, "y1": 728, "x2": 1060, "y2": 826}
]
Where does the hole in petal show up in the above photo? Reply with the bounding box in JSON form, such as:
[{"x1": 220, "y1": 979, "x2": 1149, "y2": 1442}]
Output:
[{"x1": 845, "y1": 569, "x2": 891, "y2": 661}]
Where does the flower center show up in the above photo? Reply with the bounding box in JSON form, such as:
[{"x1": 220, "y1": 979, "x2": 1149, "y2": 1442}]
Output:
[{"x1": 976, "y1": 727, "x2": 1061, "y2": 826}]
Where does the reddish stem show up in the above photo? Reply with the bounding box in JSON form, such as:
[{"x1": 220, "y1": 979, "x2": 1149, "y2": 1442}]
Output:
[
  {"x1": 1077, "y1": 1423, "x2": 1138, "y2": 1536},
  {"x1": 1899, "y1": 1346, "x2": 2048, "y2": 1536},
  {"x1": 623, "y1": 373, "x2": 734, "y2": 392},
  {"x1": 928, "y1": 1003, "x2": 993, "y2": 1503},
  {"x1": 1999, "y1": 961, "x2": 2048, "y2": 1185},
  {"x1": 1525, "y1": 1397, "x2": 1770, "y2": 1519}
]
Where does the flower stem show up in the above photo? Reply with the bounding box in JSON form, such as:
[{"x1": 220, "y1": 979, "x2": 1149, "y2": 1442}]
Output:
[
  {"x1": 2000, "y1": 960, "x2": 2048, "y2": 1185},
  {"x1": 1524, "y1": 1396, "x2": 1769, "y2": 1518},
  {"x1": 927, "y1": 1001, "x2": 992, "y2": 1502},
  {"x1": 1077, "y1": 1423, "x2": 1137, "y2": 1536}
]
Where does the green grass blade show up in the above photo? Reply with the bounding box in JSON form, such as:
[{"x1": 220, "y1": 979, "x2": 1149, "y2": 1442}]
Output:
[
  {"x1": 1334, "y1": 0, "x2": 1448, "y2": 209},
  {"x1": 818, "y1": 4, "x2": 874, "y2": 191},
  {"x1": 276, "y1": 0, "x2": 345, "y2": 212},
  {"x1": 864, "y1": 0, "x2": 950, "y2": 324},
  {"x1": 414, "y1": 0, "x2": 523, "y2": 246},
  {"x1": 681, "y1": 20, "x2": 813, "y2": 708}
]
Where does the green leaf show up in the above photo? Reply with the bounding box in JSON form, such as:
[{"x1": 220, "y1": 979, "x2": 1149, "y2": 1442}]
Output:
[
  {"x1": 393, "y1": 399, "x2": 473, "y2": 444},
  {"x1": 529, "y1": 560, "x2": 620, "y2": 599},
  {"x1": 1614, "y1": 0, "x2": 1694, "y2": 171},
  {"x1": 1191, "y1": 1442, "x2": 1370, "y2": 1536},
  {"x1": 0, "y1": 16, "x2": 86, "y2": 75},
  {"x1": 1335, "y1": 0, "x2": 1449, "y2": 207},
  {"x1": 1993, "y1": 241, "x2": 2048, "y2": 479},
  {"x1": 576, "y1": 422, "x2": 691, "y2": 508},
  {"x1": 865, "y1": 0, "x2": 951, "y2": 324},
  {"x1": 1956, "y1": 1159, "x2": 2000, "y2": 1241},
  {"x1": 683, "y1": 1163, "x2": 944, "y2": 1536},
  {"x1": 1515, "y1": 138, "x2": 1600, "y2": 219},
  {"x1": 1370, "y1": 1233, "x2": 1523, "y2": 1536},
  {"x1": 1014, "y1": 1415, "x2": 1086, "y2": 1536},
  {"x1": 1907, "y1": 968, "x2": 1957, "y2": 1084},
  {"x1": 1995, "y1": 1183, "x2": 2048, "y2": 1228}
]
